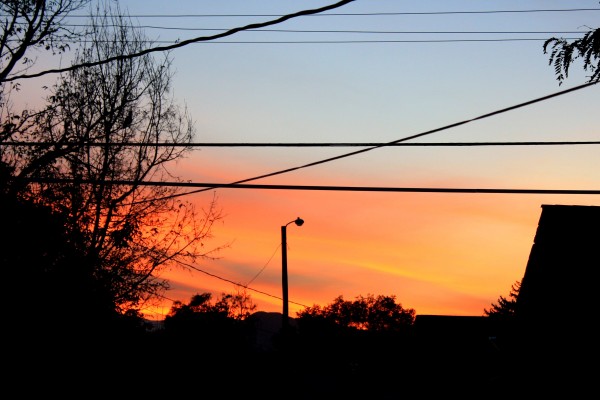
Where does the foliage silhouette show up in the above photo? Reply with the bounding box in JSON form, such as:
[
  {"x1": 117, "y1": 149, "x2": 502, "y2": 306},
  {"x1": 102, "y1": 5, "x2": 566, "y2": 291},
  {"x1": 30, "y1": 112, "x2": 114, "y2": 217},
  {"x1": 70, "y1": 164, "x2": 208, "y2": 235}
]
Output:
[
  {"x1": 1, "y1": 186, "x2": 151, "y2": 366},
  {"x1": 484, "y1": 279, "x2": 521, "y2": 319},
  {"x1": 0, "y1": 0, "x2": 90, "y2": 85},
  {"x1": 281, "y1": 294, "x2": 418, "y2": 396},
  {"x1": 296, "y1": 293, "x2": 416, "y2": 332},
  {"x1": 544, "y1": 27, "x2": 600, "y2": 85},
  {"x1": 161, "y1": 292, "x2": 257, "y2": 354},
  {"x1": 2, "y1": 1, "x2": 227, "y2": 317}
]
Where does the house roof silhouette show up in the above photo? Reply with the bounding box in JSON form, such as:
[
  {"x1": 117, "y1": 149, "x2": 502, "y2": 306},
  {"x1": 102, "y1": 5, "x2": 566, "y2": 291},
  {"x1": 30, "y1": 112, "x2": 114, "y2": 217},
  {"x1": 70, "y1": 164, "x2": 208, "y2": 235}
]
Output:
[
  {"x1": 515, "y1": 203, "x2": 600, "y2": 325},
  {"x1": 398, "y1": 204, "x2": 598, "y2": 392},
  {"x1": 506, "y1": 204, "x2": 599, "y2": 390}
]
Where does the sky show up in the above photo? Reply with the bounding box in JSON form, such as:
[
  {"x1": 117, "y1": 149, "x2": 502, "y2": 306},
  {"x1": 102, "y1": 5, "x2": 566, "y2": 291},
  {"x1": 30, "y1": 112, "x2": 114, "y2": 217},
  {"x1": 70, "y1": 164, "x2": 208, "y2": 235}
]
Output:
[{"x1": 14, "y1": 0, "x2": 600, "y2": 320}]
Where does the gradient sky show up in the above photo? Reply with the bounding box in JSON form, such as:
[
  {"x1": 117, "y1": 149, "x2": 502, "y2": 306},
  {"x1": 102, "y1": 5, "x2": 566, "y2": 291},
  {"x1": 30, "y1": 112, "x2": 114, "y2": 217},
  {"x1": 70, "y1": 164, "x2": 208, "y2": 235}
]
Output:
[{"x1": 15, "y1": 1, "x2": 600, "y2": 319}]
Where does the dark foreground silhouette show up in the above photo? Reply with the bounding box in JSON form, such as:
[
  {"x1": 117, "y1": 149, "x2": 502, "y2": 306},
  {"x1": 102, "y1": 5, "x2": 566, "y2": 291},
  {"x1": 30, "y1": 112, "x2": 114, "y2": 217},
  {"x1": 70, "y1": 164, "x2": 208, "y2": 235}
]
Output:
[{"x1": 6, "y1": 310, "x2": 593, "y2": 399}]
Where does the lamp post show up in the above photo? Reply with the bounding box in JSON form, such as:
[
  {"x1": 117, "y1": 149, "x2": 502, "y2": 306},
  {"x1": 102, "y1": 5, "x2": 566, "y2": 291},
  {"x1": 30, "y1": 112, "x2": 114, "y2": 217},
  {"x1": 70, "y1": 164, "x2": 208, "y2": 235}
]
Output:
[{"x1": 281, "y1": 217, "x2": 304, "y2": 333}]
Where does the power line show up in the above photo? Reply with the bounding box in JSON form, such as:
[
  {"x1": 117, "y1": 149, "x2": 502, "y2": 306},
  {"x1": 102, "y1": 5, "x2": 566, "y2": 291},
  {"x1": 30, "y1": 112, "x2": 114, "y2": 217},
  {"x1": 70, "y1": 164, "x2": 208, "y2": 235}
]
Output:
[
  {"x1": 13, "y1": 80, "x2": 596, "y2": 204},
  {"x1": 55, "y1": 8, "x2": 600, "y2": 18},
  {"x1": 4, "y1": 140, "x2": 600, "y2": 147},
  {"x1": 166, "y1": 80, "x2": 599, "y2": 200},
  {"x1": 11, "y1": 81, "x2": 597, "y2": 205},
  {"x1": 5, "y1": 3, "x2": 598, "y2": 82},
  {"x1": 190, "y1": 38, "x2": 578, "y2": 44},
  {"x1": 74, "y1": 28, "x2": 596, "y2": 34},
  {"x1": 175, "y1": 259, "x2": 309, "y2": 308},
  {"x1": 21, "y1": 24, "x2": 590, "y2": 34},
  {"x1": 16, "y1": 37, "x2": 584, "y2": 45},
  {"x1": 246, "y1": 243, "x2": 281, "y2": 287},
  {"x1": 21, "y1": 23, "x2": 589, "y2": 35},
  {"x1": 144, "y1": 253, "x2": 311, "y2": 318},
  {"x1": 19, "y1": 178, "x2": 600, "y2": 195},
  {"x1": 144, "y1": 251, "x2": 312, "y2": 314},
  {"x1": 3, "y1": 0, "x2": 355, "y2": 82},
  {"x1": 53, "y1": 38, "x2": 586, "y2": 45}
]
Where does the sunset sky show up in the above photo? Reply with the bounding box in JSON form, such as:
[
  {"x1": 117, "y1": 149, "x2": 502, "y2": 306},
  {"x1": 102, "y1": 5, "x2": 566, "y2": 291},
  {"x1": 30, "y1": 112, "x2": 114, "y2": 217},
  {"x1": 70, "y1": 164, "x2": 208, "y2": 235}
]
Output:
[{"x1": 16, "y1": 1, "x2": 600, "y2": 320}]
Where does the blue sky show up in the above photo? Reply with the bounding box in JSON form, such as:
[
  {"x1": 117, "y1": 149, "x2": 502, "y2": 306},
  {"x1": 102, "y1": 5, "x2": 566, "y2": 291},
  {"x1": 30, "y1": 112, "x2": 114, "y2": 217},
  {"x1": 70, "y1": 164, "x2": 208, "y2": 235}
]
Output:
[{"x1": 15, "y1": 1, "x2": 600, "y2": 318}]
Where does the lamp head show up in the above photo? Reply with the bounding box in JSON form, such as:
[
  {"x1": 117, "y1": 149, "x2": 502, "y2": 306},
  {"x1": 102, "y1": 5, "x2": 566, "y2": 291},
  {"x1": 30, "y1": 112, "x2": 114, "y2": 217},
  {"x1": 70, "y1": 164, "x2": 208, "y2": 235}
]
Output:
[{"x1": 294, "y1": 217, "x2": 304, "y2": 226}]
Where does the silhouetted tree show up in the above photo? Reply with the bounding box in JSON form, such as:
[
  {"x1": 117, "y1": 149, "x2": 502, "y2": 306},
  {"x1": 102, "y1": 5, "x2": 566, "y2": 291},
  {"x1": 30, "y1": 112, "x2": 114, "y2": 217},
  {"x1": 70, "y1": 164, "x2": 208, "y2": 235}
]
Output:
[
  {"x1": 0, "y1": 0, "x2": 90, "y2": 85},
  {"x1": 2, "y1": 1, "x2": 227, "y2": 316},
  {"x1": 295, "y1": 293, "x2": 416, "y2": 361},
  {"x1": 165, "y1": 290, "x2": 256, "y2": 324},
  {"x1": 484, "y1": 279, "x2": 521, "y2": 319},
  {"x1": 291, "y1": 294, "x2": 416, "y2": 396},
  {"x1": 544, "y1": 27, "x2": 600, "y2": 85},
  {"x1": 215, "y1": 287, "x2": 258, "y2": 320},
  {"x1": 297, "y1": 293, "x2": 416, "y2": 332},
  {"x1": 2, "y1": 2, "x2": 358, "y2": 320},
  {"x1": 1, "y1": 1, "x2": 358, "y2": 394},
  {"x1": 1, "y1": 1, "x2": 90, "y2": 149},
  {"x1": 479, "y1": 279, "x2": 524, "y2": 388},
  {"x1": 165, "y1": 293, "x2": 230, "y2": 331},
  {"x1": 161, "y1": 292, "x2": 256, "y2": 357},
  {"x1": 1, "y1": 187, "x2": 152, "y2": 364}
]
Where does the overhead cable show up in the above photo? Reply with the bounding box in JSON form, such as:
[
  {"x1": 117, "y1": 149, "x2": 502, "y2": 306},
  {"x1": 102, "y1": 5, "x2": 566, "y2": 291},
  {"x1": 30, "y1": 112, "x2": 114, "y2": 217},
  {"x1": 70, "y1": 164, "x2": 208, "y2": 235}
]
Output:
[
  {"x1": 54, "y1": 8, "x2": 600, "y2": 18},
  {"x1": 175, "y1": 259, "x2": 309, "y2": 308},
  {"x1": 159, "y1": 80, "x2": 599, "y2": 200},
  {"x1": 3, "y1": 0, "x2": 355, "y2": 82},
  {"x1": 19, "y1": 178, "x2": 600, "y2": 195},
  {"x1": 3, "y1": 141, "x2": 599, "y2": 148}
]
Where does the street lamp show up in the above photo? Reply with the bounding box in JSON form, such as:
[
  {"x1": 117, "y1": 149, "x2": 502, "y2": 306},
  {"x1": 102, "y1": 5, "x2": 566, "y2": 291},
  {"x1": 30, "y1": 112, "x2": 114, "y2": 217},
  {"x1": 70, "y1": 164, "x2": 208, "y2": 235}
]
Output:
[{"x1": 281, "y1": 217, "x2": 304, "y2": 333}]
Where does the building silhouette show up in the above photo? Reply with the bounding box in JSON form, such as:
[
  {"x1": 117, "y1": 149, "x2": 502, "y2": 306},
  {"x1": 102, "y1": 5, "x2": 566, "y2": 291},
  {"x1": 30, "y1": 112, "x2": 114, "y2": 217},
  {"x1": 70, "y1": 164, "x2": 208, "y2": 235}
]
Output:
[
  {"x1": 511, "y1": 204, "x2": 598, "y2": 392},
  {"x1": 412, "y1": 204, "x2": 599, "y2": 393},
  {"x1": 515, "y1": 204, "x2": 598, "y2": 337}
]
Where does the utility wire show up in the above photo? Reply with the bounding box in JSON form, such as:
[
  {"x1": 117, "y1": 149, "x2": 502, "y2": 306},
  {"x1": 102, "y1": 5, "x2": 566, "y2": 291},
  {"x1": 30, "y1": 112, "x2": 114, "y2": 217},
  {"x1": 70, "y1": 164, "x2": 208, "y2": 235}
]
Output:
[
  {"x1": 3, "y1": 0, "x2": 355, "y2": 82},
  {"x1": 175, "y1": 258, "x2": 309, "y2": 308},
  {"x1": 20, "y1": 178, "x2": 600, "y2": 195},
  {"x1": 16, "y1": 37, "x2": 584, "y2": 45},
  {"x1": 53, "y1": 8, "x2": 600, "y2": 18},
  {"x1": 245, "y1": 243, "x2": 281, "y2": 287},
  {"x1": 13, "y1": 81, "x2": 598, "y2": 203},
  {"x1": 5, "y1": 3, "x2": 598, "y2": 81},
  {"x1": 143, "y1": 79, "x2": 599, "y2": 201},
  {"x1": 143, "y1": 252, "x2": 311, "y2": 318},
  {"x1": 44, "y1": 26, "x2": 595, "y2": 34},
  {"x1": 13, "y1": 22, "x2": 589, "y2": 34},
  {"x1": 3, "y1": 141, "x2": 599, "y2": 148},
  {"x1": 188, "y1": 38, "x2": 579, "y2": 44}
]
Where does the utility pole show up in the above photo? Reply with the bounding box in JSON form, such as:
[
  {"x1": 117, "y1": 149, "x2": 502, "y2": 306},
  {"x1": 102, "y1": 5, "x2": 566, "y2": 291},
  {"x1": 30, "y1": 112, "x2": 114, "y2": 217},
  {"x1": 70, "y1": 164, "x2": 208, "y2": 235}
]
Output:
[{"x1": 281, "y1": 217, "x2": 304, "y2": 334}]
